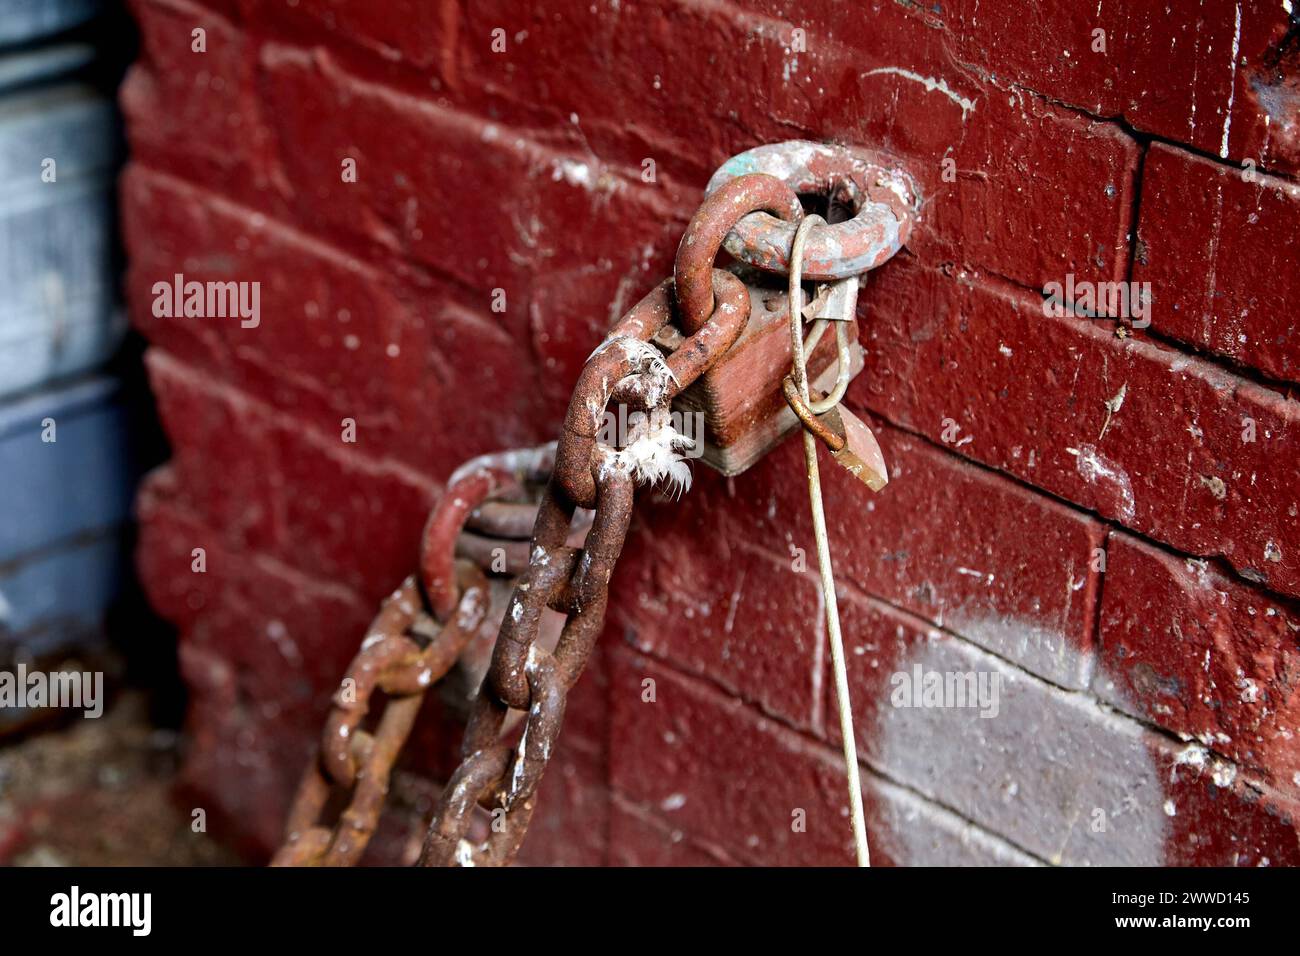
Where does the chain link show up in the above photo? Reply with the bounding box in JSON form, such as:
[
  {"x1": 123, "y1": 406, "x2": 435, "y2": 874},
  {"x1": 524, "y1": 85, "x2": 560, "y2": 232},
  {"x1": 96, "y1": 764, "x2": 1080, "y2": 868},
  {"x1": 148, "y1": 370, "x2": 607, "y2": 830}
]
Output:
[
  {"x1": 275, "y1": 171, "x2": 807, "y2": 867},
  {"x1": 271, "y1": 444, "x2": 555, "y2": 866}
]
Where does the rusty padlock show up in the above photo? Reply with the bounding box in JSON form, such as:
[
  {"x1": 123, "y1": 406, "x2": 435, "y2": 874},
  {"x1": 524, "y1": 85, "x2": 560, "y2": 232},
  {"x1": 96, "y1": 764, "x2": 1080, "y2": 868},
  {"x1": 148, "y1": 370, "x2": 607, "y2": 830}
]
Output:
[
  {"x1": 652, "y1": 265, "x2": 861, "y2": 475},
  {"x1": 653, "y1": 141, "x2": 919, "y2": 476}
]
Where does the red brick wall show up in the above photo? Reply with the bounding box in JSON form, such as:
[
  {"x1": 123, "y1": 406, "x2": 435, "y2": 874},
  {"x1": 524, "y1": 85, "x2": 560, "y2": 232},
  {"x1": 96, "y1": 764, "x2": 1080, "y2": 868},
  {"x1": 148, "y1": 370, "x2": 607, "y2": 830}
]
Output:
[{"x1": 120, "y1": 0, "x2": 1300, "y2": 865}]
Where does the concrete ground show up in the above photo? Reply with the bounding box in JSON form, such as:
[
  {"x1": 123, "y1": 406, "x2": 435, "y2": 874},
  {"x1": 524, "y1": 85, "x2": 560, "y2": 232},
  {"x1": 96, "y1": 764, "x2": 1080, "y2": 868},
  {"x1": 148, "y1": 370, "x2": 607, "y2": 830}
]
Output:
[{"x1": 0, "y1": 692, "x2": 242, "y2": 866}]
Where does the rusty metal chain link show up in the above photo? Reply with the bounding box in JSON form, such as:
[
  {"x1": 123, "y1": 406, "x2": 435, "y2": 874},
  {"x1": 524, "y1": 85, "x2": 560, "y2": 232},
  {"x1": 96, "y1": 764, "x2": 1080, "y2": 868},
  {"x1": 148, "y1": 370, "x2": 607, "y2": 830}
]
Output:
[
  {"x1": 421, "y1": 173, "x2": 807, "y2": 867},
  {"x1": 271, "y1": 443, "x2": 557, "y2": 866},
  {"x1": 276, "y1": 171, "x2": 810, "y2": 867}
]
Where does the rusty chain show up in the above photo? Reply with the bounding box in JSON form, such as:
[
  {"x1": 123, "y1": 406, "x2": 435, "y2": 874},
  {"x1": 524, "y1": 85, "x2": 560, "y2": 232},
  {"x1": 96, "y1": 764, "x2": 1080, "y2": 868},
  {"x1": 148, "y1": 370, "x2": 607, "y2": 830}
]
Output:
[
  {"x1": 271, "y1": 443, "x2": 557, "y2": 866},
  {"x1": 275, "y1": 171, "x2": 812, "y2": 867}
]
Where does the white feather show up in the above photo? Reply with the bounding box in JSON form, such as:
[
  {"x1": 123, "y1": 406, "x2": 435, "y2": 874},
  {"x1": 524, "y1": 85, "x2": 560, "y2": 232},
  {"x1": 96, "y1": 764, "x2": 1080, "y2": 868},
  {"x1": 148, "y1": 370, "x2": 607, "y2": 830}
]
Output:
[
  {"x1": 613, "y1": 415, "x2": 695, "y2": 497},
  {"x1": 588, "y1": 338, "x2": 695, "y2": 495}
]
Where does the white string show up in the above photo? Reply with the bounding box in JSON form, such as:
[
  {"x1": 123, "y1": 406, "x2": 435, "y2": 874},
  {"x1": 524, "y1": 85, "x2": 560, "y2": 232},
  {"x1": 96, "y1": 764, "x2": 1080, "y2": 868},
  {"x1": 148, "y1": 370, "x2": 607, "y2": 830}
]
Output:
[{"x1": 787, "y1": 214, "x2": 870, "y2": 867}]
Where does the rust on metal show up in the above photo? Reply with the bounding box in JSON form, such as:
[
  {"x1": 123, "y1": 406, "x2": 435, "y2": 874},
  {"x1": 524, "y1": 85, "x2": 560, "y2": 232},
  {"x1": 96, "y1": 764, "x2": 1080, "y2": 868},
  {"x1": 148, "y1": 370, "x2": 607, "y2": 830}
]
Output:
[
  {"x1": 271, "y1": 561, "x2": 487, "y2": 867},
  {"x1": 421, "y1": 466, "x2": 632, "y2": 867},
  {"x1": 660, "y1": 269, "x2": 861, "y2": 476},
  {"x1": 781, "y1": 377, "x2": 889, "y2": 492},
  {"x1": 556, "y1": 264, "x2": 755, "y2": 510},
  {"x1": 606, "y1": 269, "x2": 751, "y2": 399},
  {"x1": 413, "y1": 182, "x2": 777, "y2": 864},
  {"x1": 276, "y1": 143, "x2": 917, "y2": 867},
  {"x1": 421, "y1": 444, "x2": 555, "y2": 620},
  {"x1": 705, "y1": 140, "x2": 919, "y2": 281},
  {"x1": 781, "y1": 377, "x2": 846, "y2": 452},
  {"x1": 272, "y1": 444, "x2": 556, "y2": 867},
  {"x1": 672, "y1": 173, "x2": 802, "y2": 333}
]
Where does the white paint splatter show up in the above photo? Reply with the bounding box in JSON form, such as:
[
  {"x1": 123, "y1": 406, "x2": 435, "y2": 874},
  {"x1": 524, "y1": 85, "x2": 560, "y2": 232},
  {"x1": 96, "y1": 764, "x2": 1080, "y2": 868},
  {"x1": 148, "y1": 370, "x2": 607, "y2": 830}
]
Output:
[
  {"x1": 1171, "y1": 743, "x2": 1209, "y2": 781},
  {"x1": 1070, "y1": 444, "x2": 1136, "y2": 522},
  {"x1": 1220, "y1": 4, "x2": 1242, "y2": 158},
  {"x1": 552, "y1": 158, "x2": 594, "y2": 188},
  {"x1": 455, "y1": 839, "x2": 477, "y2": 867},
  {"x1": 1211, "y1": 760, "x2": 1238, "y2": 788},
  {"x1": 862, "y1": 66, "x2": 977, "y2": 119}
]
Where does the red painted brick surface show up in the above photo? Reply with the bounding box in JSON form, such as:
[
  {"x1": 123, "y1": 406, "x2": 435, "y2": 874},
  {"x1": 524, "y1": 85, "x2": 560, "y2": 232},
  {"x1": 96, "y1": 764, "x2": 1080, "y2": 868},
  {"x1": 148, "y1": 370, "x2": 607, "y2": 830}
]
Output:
[
  {"x1": 857, "y1": 255, "x2": 1300, "y2": 599},
  {"x1": 608, "y1": 796, "x2": 737, "y2": 866},
  {"x1": 120, "y1": 0, "x2": 1300, "y2": 864},
  {"x1": 939, "y1": 0, "x2": 1300, "y2": 176},
  {"x1": 1095, "y1": 533, "x2": 1300, "y2": 787},
  {"x1": 1135, "y1": 143, "x2": 1300, "y2": 385}
]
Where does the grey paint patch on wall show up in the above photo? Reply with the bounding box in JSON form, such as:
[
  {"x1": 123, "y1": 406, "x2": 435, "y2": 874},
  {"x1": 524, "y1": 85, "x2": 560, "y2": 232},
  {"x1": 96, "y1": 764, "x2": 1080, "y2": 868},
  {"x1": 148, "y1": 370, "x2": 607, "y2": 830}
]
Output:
[{"x1": 872, "y1": 631, "x2": 1170, "y2": 865}]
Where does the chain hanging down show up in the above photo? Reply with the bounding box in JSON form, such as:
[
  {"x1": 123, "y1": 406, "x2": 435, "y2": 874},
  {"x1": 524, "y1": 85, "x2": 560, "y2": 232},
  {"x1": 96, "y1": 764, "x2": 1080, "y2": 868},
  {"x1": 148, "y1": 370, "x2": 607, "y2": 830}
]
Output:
[
  {"x1": 275, "y1": 173, "x2": 811, "y2": 867},
  {"x1": 275, "y1": 139, "x2": 916, "y2": 865},
  {"x1": 420, "y1": 174, "x2": 806, "y2": 867},
  {"x1": 272, "y1": 443, "x2": 557, "y2": 866}
]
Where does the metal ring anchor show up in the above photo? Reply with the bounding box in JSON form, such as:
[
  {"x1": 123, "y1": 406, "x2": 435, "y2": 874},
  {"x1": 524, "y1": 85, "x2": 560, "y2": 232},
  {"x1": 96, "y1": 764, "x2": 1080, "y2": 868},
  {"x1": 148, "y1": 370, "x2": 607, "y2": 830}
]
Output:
[{"x1": 705, "y1": 140, "x2": 919, "y2": 281}]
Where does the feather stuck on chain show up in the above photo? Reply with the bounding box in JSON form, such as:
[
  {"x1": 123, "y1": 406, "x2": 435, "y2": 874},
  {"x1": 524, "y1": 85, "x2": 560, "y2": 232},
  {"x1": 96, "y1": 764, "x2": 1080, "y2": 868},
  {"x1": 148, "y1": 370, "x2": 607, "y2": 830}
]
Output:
[
  {"x1": 617, "y1": 419, "x2": 695, "y2": 496},
  {"x1": 589, "y1": 338, "x2": 695, "y2": 496},
  {"x1": 590, "y1": 337, "x2": 678, "y2": 408}
]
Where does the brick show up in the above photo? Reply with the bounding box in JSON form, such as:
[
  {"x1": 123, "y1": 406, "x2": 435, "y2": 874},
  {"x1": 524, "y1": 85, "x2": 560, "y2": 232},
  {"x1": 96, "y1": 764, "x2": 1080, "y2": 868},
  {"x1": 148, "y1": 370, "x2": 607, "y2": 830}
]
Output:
[
  {"x1": 609, "y1": 795, "x2": 736, "y2": 866},
  {"x1": 144, "y1": 350, "x2": 285, "y2": 554},
  {"x1": 1096, "y1": 532, "x2": 1300, "y2": 787},
  {"x1": 136, "y1": 474, "x2": 373, "y2": 717},
  {"x1": 123, "y1": 169, "x2": 560, "y2": 479},
  {"x1": 821, "y1": 423, "x2": 1105, "y2": 688},
  {"x1": 252, "y1": 39, "x2": 689, "y2": 430},
  {"x1": 246, "y1": 0, "x2": 458, "y2": 81},
  {"x1": 610, "y1": 514, "x2": 826, "y2": 732},
  {"x1": 829, "y1": 589, "x2": 1300, "y2": 864},
  {"x1": 610, "y1": 649, "x2": 1037, "y2": 865},
  {"x1": 864, "y1": 771, "x2": 1040, "y2": 867},
  {"x1": 425, "y1": 298, "x2": 559, "y2": 465},
  {"x1": 122, "y1": 0, "x2": 288, "y2": 213},
  {"x1": 856, "y1": 255, "x2": 1300, "y2": 599},
  {"x1": 268, "y1": 407, "x2": 436, "y2": 600},
  {"x1": 632, "y1": 417, "x2": 1105, "y2": 688},
  {"x1": 888, "y1": 1, "x2": 1300, "y2": 175},
  {"x1": 257, "y1": 43, "x2": 685, "y2": 296},
  {"x1": 177, "y1": 643, "x2": 304, "y2": 857},
  {"x1": 122, "y1": 168, "x2": 423, "y2": 452},
  {"x1": 1135, "y1": 143, "x2": 1300, "y2": 384},
  {"x1": 133, "y1": 469, "x2": 211, "y2": 628},
  {"x1": 144, "y1": 348, "x2": 437, "y2": 600},
  {"x1": 610, "y1": 648, "x2": 856, "y2": 865},
  {"x1": 514, "y1": 741, "x2": 609, "y2": 867},
  {"x1": 1158, "y1": 740, "x2": 1300, "y2": 866},
  {"x1": 457, "y1": 0, "x2": 1138, "y2": 291},
  {"x1": 526, "y1": 245, "x2": 679, "y2": 414}
]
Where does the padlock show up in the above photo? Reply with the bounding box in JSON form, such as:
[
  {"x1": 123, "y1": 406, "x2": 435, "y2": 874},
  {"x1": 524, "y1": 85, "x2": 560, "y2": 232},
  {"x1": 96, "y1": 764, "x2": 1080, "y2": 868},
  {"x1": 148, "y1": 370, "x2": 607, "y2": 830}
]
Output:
[
  {"x1": 652, "y1": 141, "x2": 918, "y2": 476},
  {"x1": 652, "y1": 266, "x2": 862, "y2": 475}
]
